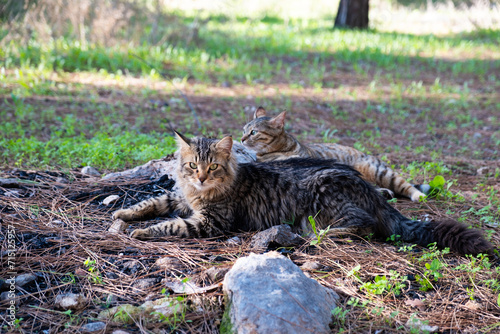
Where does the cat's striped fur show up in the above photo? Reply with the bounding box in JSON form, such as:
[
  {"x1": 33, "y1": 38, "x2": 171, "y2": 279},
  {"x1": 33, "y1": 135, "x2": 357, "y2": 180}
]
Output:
[
  {"x1": 241, "y1": 107, "x2": 429, "y2": 202},
  {"x1": 113, "y1": 133, "x2": 492, "y2": 256}
]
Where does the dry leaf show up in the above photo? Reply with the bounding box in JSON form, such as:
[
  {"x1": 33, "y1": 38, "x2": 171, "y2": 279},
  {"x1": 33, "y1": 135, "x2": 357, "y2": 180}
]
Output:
[
  {"x1": 464, "y1": 300, "x2": 481, "y2": 310},
  {"x1": 405, "y1": 298, "x2": 426, "y2": 311}
]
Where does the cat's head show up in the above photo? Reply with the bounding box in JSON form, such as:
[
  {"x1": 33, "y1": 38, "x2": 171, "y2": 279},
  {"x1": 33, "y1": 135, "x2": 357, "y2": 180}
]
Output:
[
  {"x1": 175, "y1": 132, "x2": 237, "y2": 198},
  {"x1": 241, "y1": 107, "x2": 286, "y2": 153}
]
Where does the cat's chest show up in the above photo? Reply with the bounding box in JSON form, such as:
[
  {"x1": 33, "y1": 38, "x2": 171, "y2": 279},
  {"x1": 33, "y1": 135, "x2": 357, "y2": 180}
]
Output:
[{"x1": 188, "y1": 195, "x2": 233, "y2": 212}]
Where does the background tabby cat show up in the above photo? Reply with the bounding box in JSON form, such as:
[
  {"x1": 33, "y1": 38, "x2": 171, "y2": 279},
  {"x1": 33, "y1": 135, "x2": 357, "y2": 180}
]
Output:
[{"x1": 241, "y1": 107, "x2": 430, "y2": 202}]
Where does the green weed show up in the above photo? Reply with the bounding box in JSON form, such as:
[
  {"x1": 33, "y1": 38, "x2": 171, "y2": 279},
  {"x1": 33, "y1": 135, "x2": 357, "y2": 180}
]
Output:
[
  {"x1": 84, "y1": 257, "x2": 103, "y2": 285},
  {"x1": 308, "y1": 213, "x2": 330, "y2": 246},
  {"x1": 360, "y1": 270, "x2": 407, "y2": 296}
]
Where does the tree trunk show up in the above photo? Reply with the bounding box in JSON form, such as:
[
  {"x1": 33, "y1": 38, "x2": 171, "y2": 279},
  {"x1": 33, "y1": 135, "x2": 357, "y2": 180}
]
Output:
[{"x1": 334, "y1": 0, "x2": 369, "y2": 29}]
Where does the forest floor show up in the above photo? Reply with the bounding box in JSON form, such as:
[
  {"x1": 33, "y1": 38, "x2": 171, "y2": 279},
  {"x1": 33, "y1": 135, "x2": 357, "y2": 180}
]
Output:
[
  {"x1": 1, "y1": 13, "x2": 500, "y2": 333},
  {"x1": 1, "y1": 72, "x2": 500, "y2": 333}
]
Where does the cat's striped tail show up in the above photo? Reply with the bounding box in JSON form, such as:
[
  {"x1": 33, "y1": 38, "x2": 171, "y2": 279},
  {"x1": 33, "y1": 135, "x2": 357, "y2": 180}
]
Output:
[{"x1": 393, "y1": 218, "x2": 493, "y2": 256}]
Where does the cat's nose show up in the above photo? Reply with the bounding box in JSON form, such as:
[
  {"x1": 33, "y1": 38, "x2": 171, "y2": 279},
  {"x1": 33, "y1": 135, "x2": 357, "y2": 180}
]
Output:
[
  {"x1": 199, "y1": 176, "x2": 207, "y2": 183},
  {"x1": 241, "y1": 135, "x2": 248, "y2": 143}
]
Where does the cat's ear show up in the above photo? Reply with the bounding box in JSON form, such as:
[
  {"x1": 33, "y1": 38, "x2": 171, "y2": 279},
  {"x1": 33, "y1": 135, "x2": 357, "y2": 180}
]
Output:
[
  {"x1": 254, "y1": 106, "x2": 267, "y2": 119},
  {"x1": 174, "y1": 131, "x2": 191, "y2": 149},
  {"x1": 215, "y1": 136, "x2": 233, "y2": 156},
  {"x1": 269, "y1": 111, "x2": 286, "y2": 129}
]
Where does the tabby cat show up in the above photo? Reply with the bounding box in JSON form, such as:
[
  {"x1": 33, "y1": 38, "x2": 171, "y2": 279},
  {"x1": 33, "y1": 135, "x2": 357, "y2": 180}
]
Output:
[
  {"x1": 241, "y1": 107, "x2": 429, "y2": 202},
  {"x1": 113, "y1": 132, "x2": 491, "y2": 256}
]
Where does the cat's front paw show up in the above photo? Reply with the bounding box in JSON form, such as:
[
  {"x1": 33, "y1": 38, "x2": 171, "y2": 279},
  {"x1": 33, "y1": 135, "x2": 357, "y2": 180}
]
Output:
[
  {"x1": 130, "y1": 228, "x2": 151, "y2": 240},
  {"x1": 112, "y1": 209, "x2": 132, "y2": 221},
  {"x1": 410, "y1": 190, "x2": 426, "y2": 203}
]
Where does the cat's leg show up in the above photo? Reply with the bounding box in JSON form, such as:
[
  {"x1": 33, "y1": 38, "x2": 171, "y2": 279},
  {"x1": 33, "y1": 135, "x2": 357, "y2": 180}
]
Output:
[
  {"x1": 353, "y1": 159, "x2": 426, "y2": 202},
  {"x1": 130, "y1": 211, "x2": 224, "y2": 240},
  {"x1": 112, "y1": 193, "x2": 191, "y2": 222}
]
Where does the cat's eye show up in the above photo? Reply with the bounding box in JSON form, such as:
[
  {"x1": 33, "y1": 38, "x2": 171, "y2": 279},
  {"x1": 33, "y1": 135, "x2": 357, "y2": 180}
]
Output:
[
  {"x1": 250, "y1": 130, "x2": 257, "y2": 136},
  {"x1": 189, "y1": 162, "x2": 197, "y2": 169},
  {"x1": 209, "y1": 164, "x2": 218, "y2": 171}
]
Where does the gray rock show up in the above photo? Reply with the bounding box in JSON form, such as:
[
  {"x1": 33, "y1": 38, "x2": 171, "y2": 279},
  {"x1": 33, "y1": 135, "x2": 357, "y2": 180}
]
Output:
[
  {"x1": 112, "y1": 331, "x2": 130, "y2": 334},
  {"x1": 15, "y1": 273, "x2": 37, "y2": 287},
  {"x1": 250, "y1": 224, "x2": 303, "y2": 250},
  {"x1": 81, "y1": 166, "x2": 101, "y2": 177},
  {"x1": 80, "y1": 321, "x2": 106, "y2": 332},
  {"x1": 54, "y1": 293, "x2": 87, "y2": 310},
  {"x1": 222, "y1": 252, "x2": 339, "y2": 334},
  {"x1": 102, "y1": 195, "x2": 120, "y2": 206}
]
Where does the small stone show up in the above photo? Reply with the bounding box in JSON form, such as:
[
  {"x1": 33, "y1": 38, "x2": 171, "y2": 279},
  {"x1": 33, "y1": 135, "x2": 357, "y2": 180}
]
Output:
[
  {"x1": 106, "y1": 294, "x2": 119, "y2": 305},
  {"x1": 106, "y1": 272, "x2": 119, "y2": 280},
  {"x1": 132, "y1": 278, "x2": 160, "y2": 291},
  {"x1": 121, "y1": 260, "x2": 140, "y2": 274},
  {"x1": 80, "y1": 321, "x2": 106, "y2": 333},
  {"x1": 477, "y1": 167, "x2": 490, "y2": 176},
  {"x1": 473, "y1": 132, "x2": 482, "y2": 139},
  {"x1": 112, "y1": 331, "x2": 130, "y2": 334},
  {"x1": 141, "y1": 296, "x2": 185, "y2": 320},
  {"x1": 301, "y1": 261, "x2": 322, "y2": 271},
  {"x1": 98, "y1": 304, "x2": 139, "y2": 324},
  {"x1": 81, "y1": 166, "x2": 101, "y2": 177},
  {"x1": 56, "y1": 177, "x2": 69, "y2": 184},
  {"x1": 1, "y1": 291, "x2": 12, "y2": 301},
  {"x1": 108, "y1": 219, "x2": 128, "y2": 234},
  {"x1": 226, "y1": 236, "x2": 242, "y2": 245},
  {"x1": 103, "y1": 195, "x2": 120, "y2": 206},
  {"x1": 54, "y1": 293, "x2": 87, "y2": 310},
  {"x1": 406, "y1": 317, "x2": 439, "y2": 332},
  {"x1": 250, "y1": 224, "x2": 302, "y2": 250},
  {"x1": 155, "y1": 257, "x2": 184, "y2": 270},
  {"x1": 15, "y1": 273, "x2": 37, "y2": 287}
]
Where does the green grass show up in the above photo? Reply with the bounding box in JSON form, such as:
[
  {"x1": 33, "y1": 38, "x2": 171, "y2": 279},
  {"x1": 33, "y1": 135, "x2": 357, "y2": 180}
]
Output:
[
  {"x1": 1, "y1": 13, "x2": 499, "y2": 172},
  {"x1": 2, "y1": 18, "x2": 499, "y2": 86}
]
